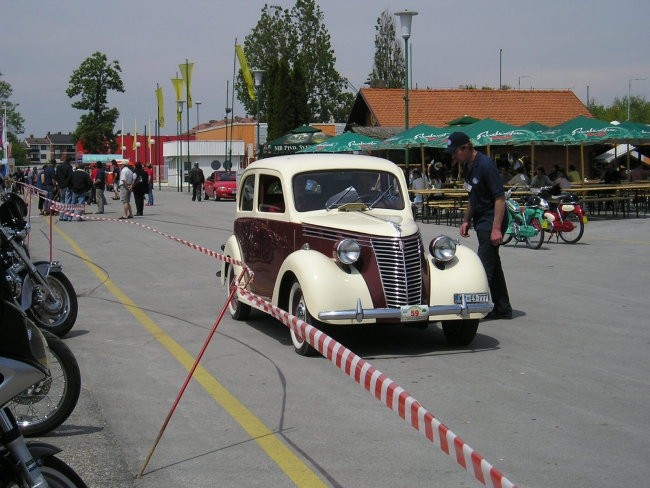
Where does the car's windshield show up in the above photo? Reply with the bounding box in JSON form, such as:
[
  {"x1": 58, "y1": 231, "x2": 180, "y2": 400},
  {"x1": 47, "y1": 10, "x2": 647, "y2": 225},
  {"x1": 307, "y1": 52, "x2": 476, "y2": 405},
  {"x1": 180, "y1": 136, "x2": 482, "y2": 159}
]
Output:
[
  {"x1": 215, "y1": 171, "x2": 236, "y2": 182},
  {"x1": 292, "y1": 170, "x2": 404, "y2": 212}
]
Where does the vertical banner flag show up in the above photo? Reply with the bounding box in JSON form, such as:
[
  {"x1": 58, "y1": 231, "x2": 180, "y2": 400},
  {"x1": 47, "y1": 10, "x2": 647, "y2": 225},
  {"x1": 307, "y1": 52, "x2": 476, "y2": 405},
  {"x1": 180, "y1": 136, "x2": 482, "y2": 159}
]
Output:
[
  {"x1": 235, "y1": 44, "x2": 256, "y2": 101},
  {"x1": 171, "y1": 77, "x2": 184, "y2": 122},
  {"x1": 156, "y1": 85, "x2": 165, "y2": 128},
  {"x1": 178, "y1": 61, "x2": 194, "y2": 108}
]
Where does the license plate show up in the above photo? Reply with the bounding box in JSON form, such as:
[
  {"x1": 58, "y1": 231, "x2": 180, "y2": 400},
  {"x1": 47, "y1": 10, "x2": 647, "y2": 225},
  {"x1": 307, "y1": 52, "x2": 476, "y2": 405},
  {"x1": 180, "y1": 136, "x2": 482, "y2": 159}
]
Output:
[
  {"x1": 454, "y1": 293, "x2": 489, "y2": 304},
  {"x1": 400, "y1": 305, "x2": 429, "y2": 322}
]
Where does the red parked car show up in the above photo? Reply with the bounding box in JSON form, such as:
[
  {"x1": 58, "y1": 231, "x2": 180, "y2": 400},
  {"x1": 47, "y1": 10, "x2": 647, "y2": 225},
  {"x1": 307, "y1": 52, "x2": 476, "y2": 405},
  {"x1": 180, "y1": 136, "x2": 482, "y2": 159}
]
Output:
[{"x1": 204, "y1": 171, "x2": 237, "y2": 201}]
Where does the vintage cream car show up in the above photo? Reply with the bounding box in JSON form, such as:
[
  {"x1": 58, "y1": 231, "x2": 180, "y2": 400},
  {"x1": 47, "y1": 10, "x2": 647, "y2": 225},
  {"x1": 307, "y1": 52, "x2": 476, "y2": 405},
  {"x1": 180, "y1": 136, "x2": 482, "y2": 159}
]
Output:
[{"x1": 221, "y1": 154, "x2": 493, "y2": 355}]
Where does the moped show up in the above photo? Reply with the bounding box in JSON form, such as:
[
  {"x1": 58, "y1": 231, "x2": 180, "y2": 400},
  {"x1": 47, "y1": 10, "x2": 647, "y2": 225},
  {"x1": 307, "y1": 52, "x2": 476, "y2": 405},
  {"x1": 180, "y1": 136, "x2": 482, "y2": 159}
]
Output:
[
  {"x1": 531, "y1": 186, "x2": 586, "y2": 244},
  {"x1": 502, "y1": 186, "x2": 546, "y2": 250}
]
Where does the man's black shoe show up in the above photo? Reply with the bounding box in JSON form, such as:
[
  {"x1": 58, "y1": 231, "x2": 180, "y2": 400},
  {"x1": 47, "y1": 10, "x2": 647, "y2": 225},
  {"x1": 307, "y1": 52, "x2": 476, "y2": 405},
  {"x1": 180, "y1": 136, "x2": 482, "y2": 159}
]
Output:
[{"x1": 484, "y1": 310, "x2": 513, "y2": 320}]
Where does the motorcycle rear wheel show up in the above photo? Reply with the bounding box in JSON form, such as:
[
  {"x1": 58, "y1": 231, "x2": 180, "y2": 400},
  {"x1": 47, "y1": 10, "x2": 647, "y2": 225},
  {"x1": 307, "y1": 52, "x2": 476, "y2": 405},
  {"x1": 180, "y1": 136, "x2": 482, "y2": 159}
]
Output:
[
  {"x1": 9, "y1": 330, "x2": 81, "y2": 437},
  {"x1": 28, "y1": 271, "x2": 78, "y2": 338},
  {"x1": 559, "y1": 212, "x2": 585, "y2": 244}
]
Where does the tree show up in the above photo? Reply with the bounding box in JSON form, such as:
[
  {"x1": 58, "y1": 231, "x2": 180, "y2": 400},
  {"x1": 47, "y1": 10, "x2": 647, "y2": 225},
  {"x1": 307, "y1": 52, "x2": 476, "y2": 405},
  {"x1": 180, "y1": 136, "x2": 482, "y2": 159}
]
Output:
[
  {"x1": 589, "y1": 95, "x2": 650, "y2": 123},
  {"x1": 267, "y1": 59, "x2": 294, "y2": 140},
  {"x1": 237, "y1": 0, "x2": 353, "y2": 130},
  {"x1": 0, "y1": 73, "x2": 26, "y2": 165},
  {"x1": 66, "y1": 52, "x2": 125, "y2": 153},
  {"x1": 368, "y1": 10, "x2": 405, "y2": 89}
]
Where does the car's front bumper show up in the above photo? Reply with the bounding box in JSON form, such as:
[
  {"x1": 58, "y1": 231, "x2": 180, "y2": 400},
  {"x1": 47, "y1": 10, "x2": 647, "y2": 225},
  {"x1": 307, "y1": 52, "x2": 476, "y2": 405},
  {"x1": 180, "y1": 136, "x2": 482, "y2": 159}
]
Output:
[{"x1": 318, "y1": 297, "x2": 494, "y2": 322}]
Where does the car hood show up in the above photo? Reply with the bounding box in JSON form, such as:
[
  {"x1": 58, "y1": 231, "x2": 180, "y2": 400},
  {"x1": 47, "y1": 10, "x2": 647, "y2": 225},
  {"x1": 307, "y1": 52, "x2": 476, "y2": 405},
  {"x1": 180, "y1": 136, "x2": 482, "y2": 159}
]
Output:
[{"x1": 300, "y1": 211, "x2": 419, "y2": 238}]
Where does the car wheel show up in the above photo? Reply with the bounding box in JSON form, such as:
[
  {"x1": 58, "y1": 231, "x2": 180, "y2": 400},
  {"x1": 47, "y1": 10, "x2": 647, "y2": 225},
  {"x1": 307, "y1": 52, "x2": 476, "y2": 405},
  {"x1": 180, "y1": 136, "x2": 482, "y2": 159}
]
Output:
[
  {"x1": 441, "y1": 319, "x2": 478, "y2": 346},
  {"x1": 287, "y1": 280, "x2": 317, "y2": 356},
  {"x1": 226, "y1": 264, "x2": 250, "y2": 321}
]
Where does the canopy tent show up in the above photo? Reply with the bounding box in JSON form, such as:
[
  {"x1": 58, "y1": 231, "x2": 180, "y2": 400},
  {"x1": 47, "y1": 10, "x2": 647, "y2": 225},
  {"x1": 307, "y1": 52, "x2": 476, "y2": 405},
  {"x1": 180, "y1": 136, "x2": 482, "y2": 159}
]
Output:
[
  {"x1": 259, "y1": 125, "x2": 331, "y2": 157},
  {"x1": 297, "y1": 132, "x2": 379, "y2": 153}
]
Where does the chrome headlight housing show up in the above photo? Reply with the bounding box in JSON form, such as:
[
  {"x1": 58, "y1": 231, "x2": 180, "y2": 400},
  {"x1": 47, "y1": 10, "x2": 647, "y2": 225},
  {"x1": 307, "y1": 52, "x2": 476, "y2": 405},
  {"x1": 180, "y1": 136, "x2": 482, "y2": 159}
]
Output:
[
  {"x1": 429, "y1": 235, "x2": 457, "y2": 262},
  {"x1": 335, "y1": 238, "x2": 361, "y2": 265}
]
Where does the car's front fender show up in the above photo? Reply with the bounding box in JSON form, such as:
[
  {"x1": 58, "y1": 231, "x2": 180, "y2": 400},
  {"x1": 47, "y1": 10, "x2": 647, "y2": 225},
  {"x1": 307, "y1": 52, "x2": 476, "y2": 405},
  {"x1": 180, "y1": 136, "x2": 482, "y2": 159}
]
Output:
[
  {"x1": 221, "y1": 235, "x2": 244, "y2": 286},
  {"x1": 426, "y1": 244, "x2": 491, "y2": 320},
  {"x1": 273, "y1": 249, "x2": 374, "y2": 325}
]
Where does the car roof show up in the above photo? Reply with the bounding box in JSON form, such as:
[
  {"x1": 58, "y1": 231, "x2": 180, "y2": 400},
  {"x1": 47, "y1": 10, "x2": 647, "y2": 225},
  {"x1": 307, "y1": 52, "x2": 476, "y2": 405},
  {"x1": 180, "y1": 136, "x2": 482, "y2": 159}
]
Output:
[{"x1": 244, "y1": 153, "x2": 401, "y2": 179}]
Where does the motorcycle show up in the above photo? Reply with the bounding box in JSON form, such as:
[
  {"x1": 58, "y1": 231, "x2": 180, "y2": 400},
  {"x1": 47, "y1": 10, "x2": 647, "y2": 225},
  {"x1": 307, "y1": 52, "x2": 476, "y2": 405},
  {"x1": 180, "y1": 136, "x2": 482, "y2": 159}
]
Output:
[
  {"x1": 531, "y1": 186, "x2": 587, "y2": 244},
  {"x1": 0, "y1": 297, "x2": 87, "y2": 487},
  {"x1": 502, "y1": 186, "x2": 546, "y2": 250},
  {"x1": 0, "y1": 192, "x2": 78, "y2": 338},
  {"x1": 6, "y1": 331, "x2": 81, "y2": 438}
]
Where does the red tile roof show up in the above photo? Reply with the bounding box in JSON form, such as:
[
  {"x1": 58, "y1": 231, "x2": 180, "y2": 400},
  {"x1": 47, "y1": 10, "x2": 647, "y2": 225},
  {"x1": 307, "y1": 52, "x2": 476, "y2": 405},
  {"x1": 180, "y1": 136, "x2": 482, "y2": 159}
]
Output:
[{"x1": 357, "y1": 88, "x2": 592, "y2": 128}]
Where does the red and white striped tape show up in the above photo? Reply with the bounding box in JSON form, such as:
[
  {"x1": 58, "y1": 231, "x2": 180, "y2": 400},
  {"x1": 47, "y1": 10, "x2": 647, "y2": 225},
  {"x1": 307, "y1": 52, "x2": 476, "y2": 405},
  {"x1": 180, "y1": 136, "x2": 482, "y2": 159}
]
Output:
[
  {"x1": 238, "y1": 288, "x2": 518, "y2": 488},
  {"x1": 17, "y1": 183, "x2": 518, "y2": 487}
]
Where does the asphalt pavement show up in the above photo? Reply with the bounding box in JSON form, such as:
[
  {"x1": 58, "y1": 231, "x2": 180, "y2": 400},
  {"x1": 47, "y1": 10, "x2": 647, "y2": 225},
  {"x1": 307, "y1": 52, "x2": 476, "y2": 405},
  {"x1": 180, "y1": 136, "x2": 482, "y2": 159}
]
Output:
[{"x1": 22, "y1": 187, "x2": 650, "y2": 488}]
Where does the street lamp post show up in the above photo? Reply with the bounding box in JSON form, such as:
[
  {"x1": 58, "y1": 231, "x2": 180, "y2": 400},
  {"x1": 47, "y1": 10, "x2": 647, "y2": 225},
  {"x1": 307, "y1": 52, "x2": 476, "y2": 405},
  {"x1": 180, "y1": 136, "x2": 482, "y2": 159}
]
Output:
[
  {"x1": 395, "y1": 9, "x2": 418, "y2": 185},
  {"x1": 135, "y1": 141, "x2": 141, "y2": 161},
  {"x1": 176, "y1": 100, "x2": 185, "y2": 191},
  {"x1": 628, "y1": 78, "x2": 645, "y2": 120},
  {"x1": 195, "y1": 101, "x2": 202, "y2": 133},
  {"x1": 518, "y1": 75, "x2": 530, "y2": 90},
  {"x1": 252, "y1": 69, "x2": 264, "y2": 160}
]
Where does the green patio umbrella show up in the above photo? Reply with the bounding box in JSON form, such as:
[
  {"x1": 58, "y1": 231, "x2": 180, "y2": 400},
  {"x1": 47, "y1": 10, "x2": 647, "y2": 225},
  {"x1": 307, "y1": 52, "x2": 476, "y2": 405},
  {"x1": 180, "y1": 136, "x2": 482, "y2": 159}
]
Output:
[
  {"x1": 372, "y1": 123, "x2": 452, "y2": 150},
  {"x1": 296, "y1": 132, "x2": 379, "y2": 153},
  {"x1": 446, "y1": 115, "x2": 481, "y2": 126},
  {"x1": 260, "y1": 126, "x2": 331, "y2": 157},
  {"x1": 460, "y1": 118, "x2": 545, "y2": 147},
  {"x1": 518, "y1": 121, "x2": 549, "y2": 133},
  {"x1": 541, "y1": 116, "x2": 634, "y2": 180}
]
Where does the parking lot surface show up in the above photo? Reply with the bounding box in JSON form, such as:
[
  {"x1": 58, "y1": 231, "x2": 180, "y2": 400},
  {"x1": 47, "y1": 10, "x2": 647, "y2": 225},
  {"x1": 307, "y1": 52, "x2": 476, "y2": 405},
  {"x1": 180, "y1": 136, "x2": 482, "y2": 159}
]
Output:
[{"x1": 24, "y1": 188, "x2": 650, "y2": 488}]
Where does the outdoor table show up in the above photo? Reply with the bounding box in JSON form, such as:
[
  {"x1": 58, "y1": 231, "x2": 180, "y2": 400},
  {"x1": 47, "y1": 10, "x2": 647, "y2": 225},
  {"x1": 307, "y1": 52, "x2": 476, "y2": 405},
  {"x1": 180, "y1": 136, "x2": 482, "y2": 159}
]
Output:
[{"x1": 567, "y1": 183, "x2": 650, "y2": 217}]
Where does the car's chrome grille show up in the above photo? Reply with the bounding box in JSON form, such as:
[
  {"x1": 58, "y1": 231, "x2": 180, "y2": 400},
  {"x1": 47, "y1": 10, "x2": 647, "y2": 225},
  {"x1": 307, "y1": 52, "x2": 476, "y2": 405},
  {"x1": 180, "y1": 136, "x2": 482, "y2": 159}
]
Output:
[{"x1": 371, "y1": 236, "x2": 423, "y2": 307}]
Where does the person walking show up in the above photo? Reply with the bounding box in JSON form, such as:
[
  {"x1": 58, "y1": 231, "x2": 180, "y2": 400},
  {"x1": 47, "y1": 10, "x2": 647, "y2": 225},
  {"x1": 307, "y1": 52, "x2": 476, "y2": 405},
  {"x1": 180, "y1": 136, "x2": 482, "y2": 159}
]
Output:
[
  {"x1": 69, "y1": 161, "x2": 93, "y2": 221},
  {"x1": 93, "y1": 161, "x2": 107, "y2": 214},
  {"x1": 132, "y1": 161, "x2": 148, "y2": 216},
  {"x1": 448, "y1": 132, "x2": 513, "y2": 320},
  {"x1": 145, "y1": 163, "x2": 154, "y2": 206},
  {"x1": 55, "y1": 158, "x2": 73, "y2": 221},
  {"x1": 41, "y1": 160, "x2": 56, "y2": 215},
  {"x1": 118, "y1": 160, "x2": 134, "y2": 219},
  {"x1": 189, "y1": 162, "x2": 205, "y2": 201},
  {"x1": 111, "y1": 160, "x2": 121, "y2": 200}
]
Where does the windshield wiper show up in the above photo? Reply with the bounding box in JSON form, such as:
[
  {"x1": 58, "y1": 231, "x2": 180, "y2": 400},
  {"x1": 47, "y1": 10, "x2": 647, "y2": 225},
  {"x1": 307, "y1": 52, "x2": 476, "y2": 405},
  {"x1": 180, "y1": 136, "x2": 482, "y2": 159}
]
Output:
[
  {"x1": 367, "y1": 184, "x2": 394, "y2": 209},
  {"x1": 326, "y1": 186, "x2": 355, "y2": 210}
]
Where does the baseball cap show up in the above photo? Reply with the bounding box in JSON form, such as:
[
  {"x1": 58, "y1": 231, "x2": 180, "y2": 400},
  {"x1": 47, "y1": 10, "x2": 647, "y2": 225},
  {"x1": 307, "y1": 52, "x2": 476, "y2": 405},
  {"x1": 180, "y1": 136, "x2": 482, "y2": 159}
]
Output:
[{"x1": 444, "y1": 132, "x2": 470, "y2": 153}]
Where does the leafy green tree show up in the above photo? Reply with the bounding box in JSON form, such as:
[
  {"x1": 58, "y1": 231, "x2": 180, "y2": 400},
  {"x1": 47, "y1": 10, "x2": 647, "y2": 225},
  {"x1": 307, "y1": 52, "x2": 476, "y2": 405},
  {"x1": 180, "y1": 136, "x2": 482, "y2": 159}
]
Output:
[
  {"x1": 368, "y1": 10, "x2": 405, "y2": 89},
  {"x1": 589, "y1": 95, "x2": 650, "y2": 123},
  {"x1": 267, "y1": 59, "x2": 293, "y2": 140},
  {"x1": 238, "y1": 0, "x2": 352, "y2": 130},
  {"x1": 0, "y1": 73, "x2": 26, "y2": 164},
  {"x1": 289, "y1": 62, "x2": 309, "y2": 127},
  {"x1": 66, "y1": 52, "x2": 125, "y2": 153}
]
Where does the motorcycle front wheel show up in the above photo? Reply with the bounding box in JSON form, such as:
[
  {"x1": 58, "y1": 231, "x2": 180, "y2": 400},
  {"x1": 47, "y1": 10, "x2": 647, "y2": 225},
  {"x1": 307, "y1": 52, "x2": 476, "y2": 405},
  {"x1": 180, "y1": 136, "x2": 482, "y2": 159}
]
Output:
[
  {"x1": 28, "y1": 271, "x2": 78, "y2": 337},
  {"x1": 559, "y1": 212, "x2": 585, "y2": 244},
  {"x1": 37, "y1": 455, "x2": 88, "y2": 487},
  {"x1": 9, "y1": 330, "x2": 81, "y2": 437}
]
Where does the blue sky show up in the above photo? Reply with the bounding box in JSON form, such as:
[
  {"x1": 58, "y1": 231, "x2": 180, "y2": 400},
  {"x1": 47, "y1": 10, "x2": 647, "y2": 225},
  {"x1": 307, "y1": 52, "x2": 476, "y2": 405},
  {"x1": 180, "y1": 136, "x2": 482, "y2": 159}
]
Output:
[{"x1": 2, "y1": 0, "x2": 648, "y2": 137}]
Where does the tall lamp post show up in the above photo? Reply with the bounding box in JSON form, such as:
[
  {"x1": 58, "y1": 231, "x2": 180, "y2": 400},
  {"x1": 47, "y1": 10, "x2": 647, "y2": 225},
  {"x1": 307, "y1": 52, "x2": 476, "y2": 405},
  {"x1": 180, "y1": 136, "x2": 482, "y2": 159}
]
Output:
[
  {"x1": 627, "y1": 78, "x2": 645, "y2": 120},
  {"x1": 252, "y1": 69, "x2": 264, "y2": 160},
  {"x1": 518, "y1": 75, "x2": 530, "y2": 90},
  {"x1": 176, "y1": 100, "x2": 185, "y2": 191},
  {"x1": 135, "y1": 141, "x2": 141, "y2": 161},
  {"x1": 395, "y1": 9, "x2": 418, "y2": 184},
  {"x1": 195, "y1": 101, "x2": 202, "y2": 133}
]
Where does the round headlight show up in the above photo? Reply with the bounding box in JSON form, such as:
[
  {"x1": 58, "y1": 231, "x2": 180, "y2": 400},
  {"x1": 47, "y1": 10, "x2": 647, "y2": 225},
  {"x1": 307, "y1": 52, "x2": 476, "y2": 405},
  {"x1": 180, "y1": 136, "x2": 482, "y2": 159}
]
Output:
[
  {"x1": 429, "y1": 235, "x2": 457, "y2": 262},
  {"x1": 335, "y1": 238, "x2": 361, "y2": 265}
]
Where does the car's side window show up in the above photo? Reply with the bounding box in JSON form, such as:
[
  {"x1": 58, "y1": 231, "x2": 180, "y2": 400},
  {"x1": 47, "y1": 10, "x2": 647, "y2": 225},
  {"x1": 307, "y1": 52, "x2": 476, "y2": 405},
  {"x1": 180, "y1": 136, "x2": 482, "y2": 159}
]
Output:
[
  {"x1": 258, "y1": 175, "x2": 285, "y2": 213},
  {"x1": 240, "y1": 174, "x2": 255, "y2": 211}
]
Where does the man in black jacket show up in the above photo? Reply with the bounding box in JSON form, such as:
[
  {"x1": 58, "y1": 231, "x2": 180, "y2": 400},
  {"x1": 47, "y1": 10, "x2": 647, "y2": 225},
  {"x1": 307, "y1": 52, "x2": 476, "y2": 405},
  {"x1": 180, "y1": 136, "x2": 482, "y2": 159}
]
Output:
[
  {"x1": 69, "y1": 162, "x2": 92, "y2": 221},
  {"x1": 55, "y1": 158, "x2": 73, "y2": 221},
  {"x1": 189, "y1": 162, "x2": 205, "y2": 201}
]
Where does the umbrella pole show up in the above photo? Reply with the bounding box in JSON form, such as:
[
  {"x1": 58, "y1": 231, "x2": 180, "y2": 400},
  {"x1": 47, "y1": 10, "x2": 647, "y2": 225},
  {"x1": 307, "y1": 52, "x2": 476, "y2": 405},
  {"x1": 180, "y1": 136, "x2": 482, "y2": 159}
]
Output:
[
  {"x1": 580, "y1": 143, "x2": 585, "y2": 181},
  {"x1": 420, "y1": 145, "x2": 425, "y2": 180}
]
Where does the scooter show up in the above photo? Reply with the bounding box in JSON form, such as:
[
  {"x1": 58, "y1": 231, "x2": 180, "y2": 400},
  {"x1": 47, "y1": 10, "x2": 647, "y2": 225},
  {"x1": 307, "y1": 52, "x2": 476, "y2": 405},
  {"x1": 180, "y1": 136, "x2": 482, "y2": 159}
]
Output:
[
  {"x1": 502, "y1": 186, "x2": 546, "y2": 250},
  {"x1": 531, "y1": 186, "x2": 587, "y2": 244},
  {"x1": 0, "y1": 297, "x2": 87, "y2": 487},
  {"x1": 0, "y1": 192, "x2": 78, "y2": 338}
]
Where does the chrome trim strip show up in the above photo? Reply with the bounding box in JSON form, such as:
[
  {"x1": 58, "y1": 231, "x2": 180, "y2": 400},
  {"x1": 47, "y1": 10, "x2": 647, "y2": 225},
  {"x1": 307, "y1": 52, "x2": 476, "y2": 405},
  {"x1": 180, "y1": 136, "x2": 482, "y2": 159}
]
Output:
[{"x1": 318, "y1": 301, "x2": 494, "y2": 322}]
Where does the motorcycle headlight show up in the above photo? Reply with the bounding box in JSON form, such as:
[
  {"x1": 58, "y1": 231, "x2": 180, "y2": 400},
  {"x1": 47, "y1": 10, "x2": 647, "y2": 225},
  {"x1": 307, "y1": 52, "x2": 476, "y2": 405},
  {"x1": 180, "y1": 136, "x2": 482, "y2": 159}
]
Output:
[
  {"x1": 429, "y1": 235, "x2": 457, "y2": 262},
  {"x1": 335, "y1": 238, "x2": 361, "y2": 265}
]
